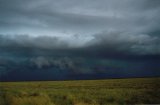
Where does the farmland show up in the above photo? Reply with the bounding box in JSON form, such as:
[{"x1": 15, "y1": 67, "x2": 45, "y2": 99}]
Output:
[{"x1": 0, "y1": 77, "x2": 160, "y2": 105}]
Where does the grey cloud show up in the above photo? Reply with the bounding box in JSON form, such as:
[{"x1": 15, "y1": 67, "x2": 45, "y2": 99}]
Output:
[
  {"x1": 30, "y1": 56, "x2": 75, "y2": 69},
  {"x1": 1, "y1": 0, "x2": 160, "y2": 81},
  {"x1": 0, "y1": 0, "x2": 160, "y2": 35},
  {"x1": 0, "y1": 34, "x2": 70, "y2": 49},
  {"x1": 0, "y1": 0, "x2": 160, "y2": 56},
  {"x1": 87, "y1": 31, "x2": 160, "y2": 55},
  {"x1": 0, "y1": 32, "x2": 160, "y2": 56},
  {"x1": 30, "y1": 56, "x2": 91, "y2": 74},
  {"x1": 30, "y1": 56, "x2": 50, "y2": 69}
]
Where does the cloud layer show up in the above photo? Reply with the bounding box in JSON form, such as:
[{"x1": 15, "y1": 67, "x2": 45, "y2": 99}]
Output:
[
  {"x1": 0, "y1": 0, "x2": 160, "y2": 55},
  {"x1": 0, "y1": 0, "x2": 160, "y2": 81},
  {"x1": 0, "y1": 0, "x2": 160, "y2": 35},
  {"x1": 0, "y1": 32, "x2": 160, "y2": 55}
]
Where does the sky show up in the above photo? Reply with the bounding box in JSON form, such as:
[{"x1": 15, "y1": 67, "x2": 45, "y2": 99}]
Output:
[{"x1": 0, "y1": 0, "x2": 160, "y2": 81}]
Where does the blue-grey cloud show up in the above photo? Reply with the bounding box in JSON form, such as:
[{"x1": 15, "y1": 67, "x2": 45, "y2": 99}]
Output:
[
  {"x1": 0, "y1": 33, "x2": 160, "y2": 55},
  {"x1": 0, "y1": 0, "x2": 160, "y2": 55},
  {"x1": 0, "y1": 0, "x2": 160, "y2": 81},
  {"x1": 0, "y1": 0, "x2": 160, "y2": 35}
]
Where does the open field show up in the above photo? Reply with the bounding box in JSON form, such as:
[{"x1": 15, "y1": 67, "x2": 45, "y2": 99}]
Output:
[{"x1": 0, "y1": 77, "x2": 160, "y2": 105}]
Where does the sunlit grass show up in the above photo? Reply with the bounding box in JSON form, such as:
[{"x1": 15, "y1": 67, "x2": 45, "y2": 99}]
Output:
[{"x1": 0, "y1": 77, "x2": 160, "y2": 105}]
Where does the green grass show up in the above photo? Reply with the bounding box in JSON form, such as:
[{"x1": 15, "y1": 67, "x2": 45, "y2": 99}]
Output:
[{"x1": 0, "y1": 77, "x2": 160, "y2": 105}]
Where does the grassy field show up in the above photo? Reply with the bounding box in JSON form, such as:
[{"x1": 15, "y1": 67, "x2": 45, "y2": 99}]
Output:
[{"x1": 0, "y1": 77, "x2": 160, "y2": 105}]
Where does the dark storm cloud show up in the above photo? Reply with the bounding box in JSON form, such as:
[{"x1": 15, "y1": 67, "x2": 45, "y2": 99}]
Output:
[
  {"x1": 0, "y1": 0, "x2": 160, "y2": 81},
  {"x1": 1, "y1": 54, "x2": 160, "y2": 81}
]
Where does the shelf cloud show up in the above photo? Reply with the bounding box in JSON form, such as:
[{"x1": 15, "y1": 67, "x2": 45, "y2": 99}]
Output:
[{"x1": 0, "y1": 0, "x2": 160, "y2": 81}]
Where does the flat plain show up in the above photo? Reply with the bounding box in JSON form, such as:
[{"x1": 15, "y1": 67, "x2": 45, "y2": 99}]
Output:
[{"x1": 0, "y1": 77, "x2": 160, "y2": 105}]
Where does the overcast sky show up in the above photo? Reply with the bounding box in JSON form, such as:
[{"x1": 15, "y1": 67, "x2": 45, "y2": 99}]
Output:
[
  {"x1": 0, "y1": 0, "x2": 160, "y2": 81},
  {"x1": 0, "y1": 0, "x2": 160, "y2": 55}
]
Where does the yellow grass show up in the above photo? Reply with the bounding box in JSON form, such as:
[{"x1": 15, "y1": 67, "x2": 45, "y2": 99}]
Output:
[{"x1": 0, "y1": 77, "x2": 160, "y2": 105}]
